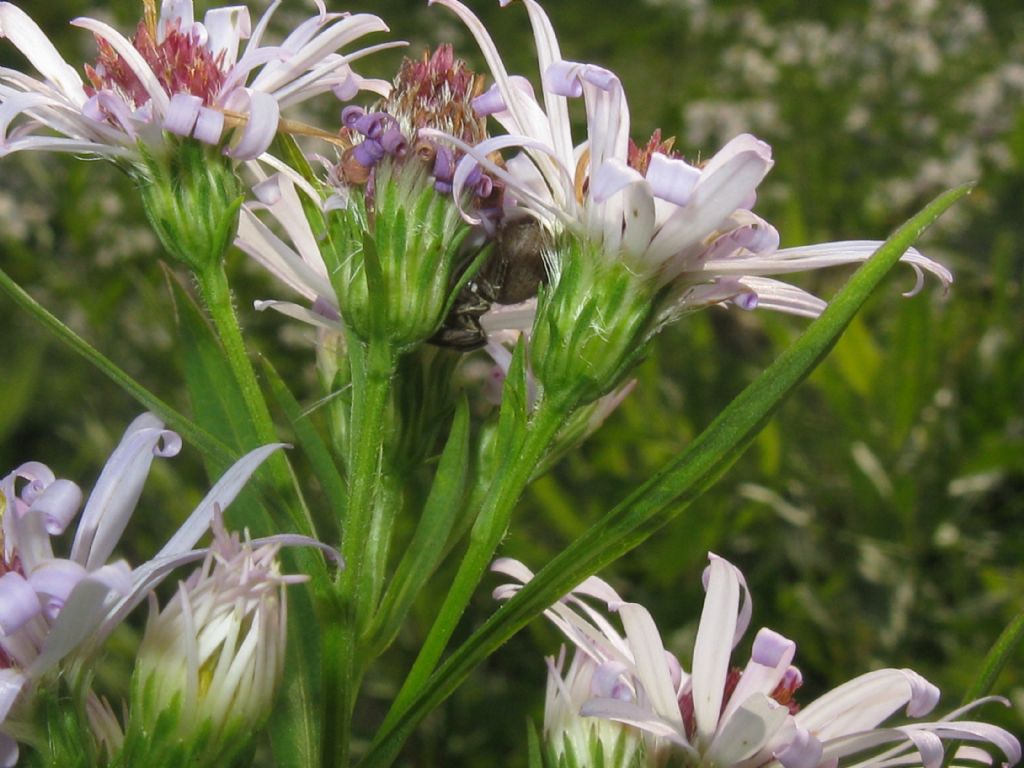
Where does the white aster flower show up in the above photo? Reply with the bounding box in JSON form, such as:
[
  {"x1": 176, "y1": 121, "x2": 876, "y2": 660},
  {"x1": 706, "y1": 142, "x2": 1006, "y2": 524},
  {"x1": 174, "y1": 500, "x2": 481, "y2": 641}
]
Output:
[
  {"x1": 0, "y1": 0, "x2": 394, "y2": 162},
  {"x1": 493, "y1": 554, "x2": 1021, "y2": 768},
  {"x1": 128, "y1": 515, "x2": 316, "y2": 765},
  {"x1": 0, "y1": 412, "x2": 282, "y2": 767},
  {"x1": 429, "y1": 0, "x2": 951, "y2": 322}
]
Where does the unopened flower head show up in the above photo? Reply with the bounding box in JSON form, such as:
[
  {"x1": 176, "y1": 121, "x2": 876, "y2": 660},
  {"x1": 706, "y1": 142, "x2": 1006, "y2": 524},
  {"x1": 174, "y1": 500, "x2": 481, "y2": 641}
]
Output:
[
  {"x1": 429, "y1": 0, "x2": 953, "y2": 406},
  {"x1": 493, "y1": 555, "x2": 1021, "y2": 768},
  {"x1": 128, "y1": 519, "x2": 305, "y2": 766},
  {"x1": 0, "y1": 413, "x2": 282, "y2": 767}
]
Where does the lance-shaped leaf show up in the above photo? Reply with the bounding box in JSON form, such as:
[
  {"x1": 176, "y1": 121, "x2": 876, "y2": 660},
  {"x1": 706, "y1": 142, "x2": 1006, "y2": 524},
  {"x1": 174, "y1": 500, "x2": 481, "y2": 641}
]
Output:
[{"x1": 359, "y1": 185, "x2": 973, "y2": 768}]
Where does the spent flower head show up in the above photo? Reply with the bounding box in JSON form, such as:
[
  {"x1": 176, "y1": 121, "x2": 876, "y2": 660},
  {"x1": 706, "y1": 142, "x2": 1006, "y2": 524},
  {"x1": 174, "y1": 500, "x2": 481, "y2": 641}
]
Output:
[
  {"x1": 239, "y1": 42, "x2": 509, "y2": 352},
  {"x1": 0, "y1": 413, "x2": 282, "y2": 767},
  {"x1": 493, "y1": 555, "x2": 1021, "y2": 768},
  {"x1": 429, "y1": 0, "x2": 953, "y2": 406}
]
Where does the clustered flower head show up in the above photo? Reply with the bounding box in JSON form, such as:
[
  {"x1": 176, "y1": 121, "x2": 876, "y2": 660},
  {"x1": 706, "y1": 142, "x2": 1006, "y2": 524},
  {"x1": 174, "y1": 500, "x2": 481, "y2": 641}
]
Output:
[
  {"x1": 0, "y1": 413, "x2": 283, "y2": 767},
  {"x1": 493, "y1": 555, "x2": 1021, "y2": 768}
]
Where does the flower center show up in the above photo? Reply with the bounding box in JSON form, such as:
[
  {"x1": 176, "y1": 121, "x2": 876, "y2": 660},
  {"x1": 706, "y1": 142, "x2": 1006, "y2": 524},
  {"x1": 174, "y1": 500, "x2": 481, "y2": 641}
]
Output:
[
  {"x1": 84, "y1": 18, "x2": 227, "y2": 109},
  {"x1": 335, "y1": 46, "x2": 497, "y2": 205},
  {"x1": 627, "y1": 129, "x2": 681, "y2": 175},
  {"x1": 678, "y1": 666, "x2": 802, "y2": 742}
]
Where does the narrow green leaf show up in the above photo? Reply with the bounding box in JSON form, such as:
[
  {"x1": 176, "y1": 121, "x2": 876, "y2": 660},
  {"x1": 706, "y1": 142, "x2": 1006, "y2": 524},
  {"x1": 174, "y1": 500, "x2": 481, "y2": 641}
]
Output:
[
  {"x1": 961, "y1": 608, "x2": 1024, "y2": 705},
  {"x1": 526, "y1": 719, "x2": 544, "y2": 768},
  {"x1": 0, "y1": 264, "x2": 237, "y2": 468},
  {"x1": 365, "y1": 398, "x2": 471, "y2": 658},
  {"x1": 261, "y1": 356, "x2": 346, "y2": 543},
  {"x1": 358, "y1": 184, "x2": 973, "y2": 768},
  {"x1": 0, "y1": 264, "x2": 305, "y2": 549},
  {"x1": 268, "y1": 583, "x2": 322, "y2": 768}
]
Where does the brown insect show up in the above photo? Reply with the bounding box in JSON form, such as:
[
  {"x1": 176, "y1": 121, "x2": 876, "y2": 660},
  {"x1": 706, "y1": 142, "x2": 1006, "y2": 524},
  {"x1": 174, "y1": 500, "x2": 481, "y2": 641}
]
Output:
[{"x1": 431, "y1": 215, "x2": 550, "y2": 351}]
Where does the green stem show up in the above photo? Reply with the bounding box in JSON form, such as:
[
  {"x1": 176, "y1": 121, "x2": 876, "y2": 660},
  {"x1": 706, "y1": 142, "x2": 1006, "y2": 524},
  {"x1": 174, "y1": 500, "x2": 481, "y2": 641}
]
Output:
[
  {"x1": 194, "y1": 262, "x2": 317, "y2": 539},
  {"x1": 379, "y1": 394, "x2": 571, "y2": 736},
  {"x1": 328, "y1": 338, "x2": 396, "y2": 767},
  {"x1": 941, "y1": 607, "x2": 1024, "y2": 768},
  {"x1": 195, "y1": 262, "x2": 278, "y2": 449},
  {"x1": 961, "y1": 607, "x2": 1024, "y2": 705}
]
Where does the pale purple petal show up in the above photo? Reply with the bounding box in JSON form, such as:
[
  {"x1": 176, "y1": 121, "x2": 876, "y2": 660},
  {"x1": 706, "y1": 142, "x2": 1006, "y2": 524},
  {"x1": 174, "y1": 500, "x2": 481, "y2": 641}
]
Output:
[
  {"x1": 735, "y1": 277, "x2": 827, "y2": 318},
  {"x1": 647, "y1": 153, "x2": 701, "y2": 207},
  {"x1": 708, "y1": 693, "x2": 789, "y2": 765},
  {"x1": 580, "y1": 697, "x2": 696, "y2": 753},
  {"x1": 616, "y1": 602, "x2": 686, "y2": 731},
  {"x1": 244, "y1": 0, "x2": 280, "y2": 51},
  {"x1": 544, "y1": 60, "x2": 583, "y2": 98},
  {"x1": 236, "y1": 207, "x2": 330, "y2": 301},
  {"x1": 163, "y1": 92, "x2": 202, "y2": 137},
  {"x1": 692, "y1": 555, "x2": 742, "y2": 742},
  {"x1": 472, "y1": 82, "x2": 507, "y2": 116},
  {"x1": 26, "y1": 577, "x2": 113, "y2": 677},
  {"x1": 203, "y1": 6, "x2": 251, "y2": 67},
  {"x1": 0, "y1": 572, "x2": 41, "y2": 634},
  {"x1": 0, "y1": 668, "x2": 26, "y2": 721},
  {"x1": 516, "y1": 0, "x2": 574, "y2": 162},
  {"x1": 650, "y1": 138, "x2": 773, "y2": 271},
  {"x1": 491, "y1": 557, "x2": 537, "y2": 585},
  {"x1": 721, "y1": 628, "x2": 797, "y2": 725},
  {"x1": 480, "y1": 300, "x2": 538, "y2": 333},
  {"x1": 253, "y1": 299, "x2": 343, "y2": 332},
  {"x1": 27, "y1": 558, "x2": 87, "y2": 619},
  {"x1": 158, "y1": 0, "x2": 195, "y2": 38},
  {"x1": 590, "y1": 157, "x2": 645, "y2": 204},
  {"x1": 192, "y1": 105, "x2": 224, "y2": 144},
  {"x1": 775, "y1": 724, "x2": 823, "y2": 768},
  {"x1": 9, "y1": 498, "x2": 55, "y2": 573},
  {"x1": 795, "y1": 668, "x2": 939, "y2": 739},
  {"x1": 420, "y1": 128, "x2": 570, "y2": 225},
  {"x1": 0, "y1": 4, "x2": 86, "y2": 104},
  {"x1": 25, "y1": 478, "x2": 81, "y2": 535},
  {"x1": 224, "y1": 89, "x2": 278, "y2": 159},
  {"x1": 156, "y1": 443, "x2": 285, "y2": 558},
  {"x1": 248, "y1": 13, "x2": 390, "y2": 96},
  {"x1": 71, "y1": 413, "x2": 181, "y2": 570}
]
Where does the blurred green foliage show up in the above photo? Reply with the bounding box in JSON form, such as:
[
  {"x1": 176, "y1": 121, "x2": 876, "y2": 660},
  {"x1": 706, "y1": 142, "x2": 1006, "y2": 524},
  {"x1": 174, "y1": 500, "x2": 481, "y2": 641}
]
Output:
[{"x1": 1, "y1": 0, "x2": 1022, "y2": 765}]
